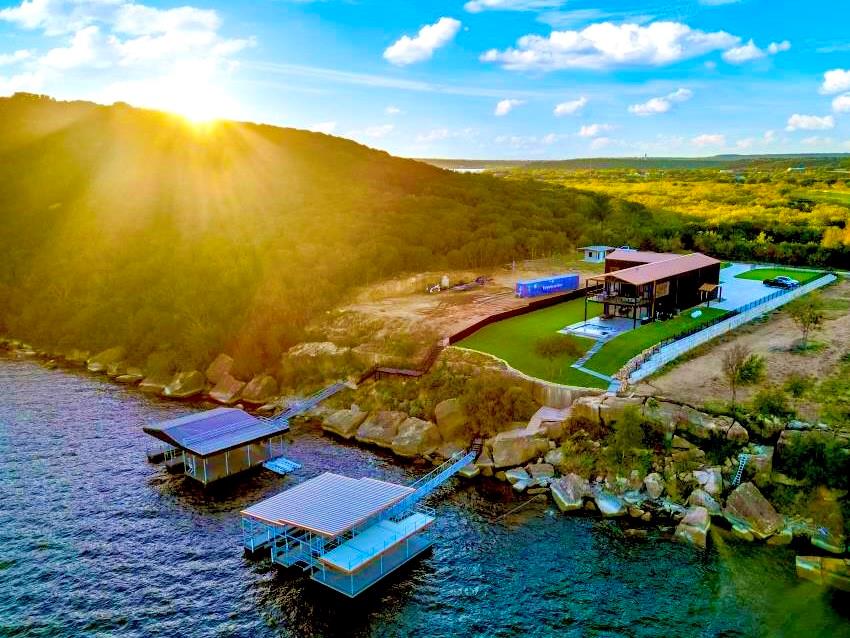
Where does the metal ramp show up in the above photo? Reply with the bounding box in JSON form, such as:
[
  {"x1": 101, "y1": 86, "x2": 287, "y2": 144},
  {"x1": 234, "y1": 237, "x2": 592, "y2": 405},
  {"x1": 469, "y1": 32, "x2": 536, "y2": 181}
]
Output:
[
  {"x1": 262, "y1": 382, "x2": 347, "y2": 425},
  {"x1": 263, "y1": 456, "x2": 302, "y2": 476},
  {"x1": 732, "y1": 453, "x2": 750, "y2": 486}
]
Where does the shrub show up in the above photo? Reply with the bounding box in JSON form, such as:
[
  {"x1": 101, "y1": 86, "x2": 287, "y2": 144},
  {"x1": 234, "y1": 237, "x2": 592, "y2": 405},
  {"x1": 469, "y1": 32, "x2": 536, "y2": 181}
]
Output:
[
  {"x1": 783, "y1": 372, "x2": 814, "y2": 399},
  {"x1": 605, "y1": 406, "x2": 647, "y2": 471},
  {"x1": 752, "y1": 386, "x2": 795, "y2": 419},
  {"x1": 460, "y1": 373, "x2": 537, "y2": 437}
]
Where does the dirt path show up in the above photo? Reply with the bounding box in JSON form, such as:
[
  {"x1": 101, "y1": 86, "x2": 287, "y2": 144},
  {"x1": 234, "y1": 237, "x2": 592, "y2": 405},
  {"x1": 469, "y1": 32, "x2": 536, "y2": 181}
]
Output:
[{"x1": 636, "y1": 279, "x2": 850, "y2": 419}]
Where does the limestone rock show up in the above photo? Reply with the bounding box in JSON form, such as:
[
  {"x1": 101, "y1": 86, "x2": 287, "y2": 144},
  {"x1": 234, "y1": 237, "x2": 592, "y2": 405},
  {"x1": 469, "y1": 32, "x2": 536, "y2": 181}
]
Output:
[
  {"x1": 323, "y1": 409, "x2": 369, "y2": 439},
  {"x1": 491, "y1": 426, "x2": 547, "y2": 468},
  {"x1": 599, "y1": 396, "x2": 644, "y2": 426},
  {"x1": 644, "y1": 473, "x2": 665, "y2": 499},
  {"x1": 139, "y1": 372, "x2": 173, "y2": 393},
  {"x1": 163, "y1": 371, "x2": 205, "y2": 399},
  {"x1": 242, "y1": 375, "x2": 278, "y2": 405},
  {"x1": 593, "y1": 490, "x2": 626, "y2": 517},
  {"x1": 115, "y1": 366, "x2": 143, "y2": 384},
  {"x1": 205, "y1": 353, "x2": 234, "y2": 385},
  {"x1": 505, "y1": 468, "x2": 531, "y2": 484},
  {"x1": 687, "y1": 488, "x2": 721, "y2": 516},
  {"x1": 532, "y1": 382, "x2": 572, "y2": 409},
  {"x1": 544, "y1": 447, "x2": 566, "y2": 468},
  {"x1": 512, "y1": 479, "x2": 529, "y2": 493},
  {"x1": 391, "y1": 417, "x2": 442, "y2": 458},
  {"x1": 675, "y1": 506, "x2": 711, "y2": 549},
  {"x1": 693, "y1": 467, "x2": 723, "y2": 496},
  {"x1": 434, "y1": 398, "x2": 467, "y2": 442},
  {"x1": 767, "y1": 527, "x2": 793, "y2": 546},
  {"x1": 726, "y1": 423, "x2": 749, "y2": 444},
  {"x1": 810, "y1": 486, "x2": 847, "y2": 555},
  {"x1": 87, "y1": 347, "x2": 125, "y2": 373},
  {"x1": 209, "y1": 374, "x2": 245, "y2": 405},
  {"x1": 527, "y1": 463, "x2": 555, "y2": 480},
  {"x1": 356, "y1": 411, "x2": 407, "y2": 449},
  {"x1": 458, "y1": 464, "x2": 480, "y2": 479},
  {"x1": 731, "y1": 523, "x2": 754, "y2": 542},
  {"x1": 724, "y1": 482, "x2": 783, "y2": 540},
  {"x1": 527, "y1": 406, "x2": 570, "y2": 440},
  {"x1": 65, "y1": 349, "x2": 91, "y2": 366},
  {"x1": 795, "y1": 556, "x2": 850, "y2": 592},
  {"x1": 570, "y1": 395, "x2": 604, "y2": 425},
  {"x1": 748, "y1": 445, "x2": 774, "y2": 487},
  {"x1": 551, "y1": 474, "x2": 590, "y2": 512},
  {"x1": 474, "y1": 447, "x2": 495, "y2": 477}
]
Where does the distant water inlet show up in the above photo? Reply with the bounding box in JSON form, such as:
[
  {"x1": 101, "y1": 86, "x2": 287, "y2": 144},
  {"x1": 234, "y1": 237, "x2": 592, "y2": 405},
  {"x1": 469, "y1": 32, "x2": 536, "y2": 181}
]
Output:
[{"x1": 1, "y1": 355, "x2": 848, "y2": 638}]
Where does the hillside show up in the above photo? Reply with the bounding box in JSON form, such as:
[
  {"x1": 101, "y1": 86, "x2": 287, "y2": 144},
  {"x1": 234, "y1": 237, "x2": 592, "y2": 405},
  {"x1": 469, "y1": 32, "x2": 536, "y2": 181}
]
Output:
[{"x1": 0, "y1": 94, "x2": 677, "y2": 377}]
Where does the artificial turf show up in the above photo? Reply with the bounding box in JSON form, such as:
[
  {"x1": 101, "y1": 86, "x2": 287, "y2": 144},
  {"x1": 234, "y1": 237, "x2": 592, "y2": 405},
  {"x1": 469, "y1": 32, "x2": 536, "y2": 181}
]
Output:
[
  {"x1": 584, "y1": 306, "x2": 729, "y2": 376},
  {"x1": 457, "y1": 298, "x2": 607, "y2": 388},
  {"x1": 734, "y1": 268, "x2": 825, "y2": 285}
]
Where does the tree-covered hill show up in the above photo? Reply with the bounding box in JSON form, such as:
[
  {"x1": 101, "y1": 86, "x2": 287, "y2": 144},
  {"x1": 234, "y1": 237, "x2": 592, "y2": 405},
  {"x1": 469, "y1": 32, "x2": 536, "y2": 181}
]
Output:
[{"x1": 0, "y1": 94, "x2": 677, "y2": 374}]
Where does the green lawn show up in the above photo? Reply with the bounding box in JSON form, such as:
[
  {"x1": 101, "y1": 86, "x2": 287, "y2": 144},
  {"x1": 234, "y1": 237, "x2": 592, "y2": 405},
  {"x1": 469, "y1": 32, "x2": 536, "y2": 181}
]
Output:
[
  {"x1": 457, "y1": 298, "x2": 607, "y2": 388},
  {"x1": 735, "y1": 268, "x2": 825, "y2": 285},
  {"x1": 584, "y1": 306, "x2": 729, "y2": 376}
]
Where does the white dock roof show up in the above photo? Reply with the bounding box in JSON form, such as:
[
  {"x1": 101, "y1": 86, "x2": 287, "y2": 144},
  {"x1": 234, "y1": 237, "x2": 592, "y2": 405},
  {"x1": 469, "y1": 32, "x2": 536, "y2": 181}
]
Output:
[{"x1": 241, "y1": 472, "x2": 414, "y2": 537}]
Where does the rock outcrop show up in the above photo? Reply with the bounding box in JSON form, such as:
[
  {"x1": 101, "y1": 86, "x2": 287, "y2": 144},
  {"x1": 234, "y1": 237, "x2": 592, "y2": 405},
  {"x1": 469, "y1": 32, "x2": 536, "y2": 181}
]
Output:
[
  {"x1": 688, "y1": 488, "x2": 721, "y2": 516},
  {"x1": 139, "y1": 372, "x2": 173, "y2": 393},
  {"x1": 115, "y1": 367, "x2": 144, "y2": 384},
  {"x1": 209, "y1": 374, "x2": 245, "y2": 405},
  {"x1": 241, "y1": 375, "x2": 278, "y2": 404},
  {"x1": 205, "y1": 353, "x2": 234, "y2": 385},
  {"x1": 551, "y1": 474, "x2": 590, "y2": 512},
  {"x1": 675, "y1": 506, "x2": 711, "y2": 548},
  {"x1": 163, "y1": 371, "x2": 205, "y2": 399},
  {"x1": 391, "y1": 417, "x2": 442, "y2": 458},
  {"x1": 527, "y1": 406, "x2": 570, "y2": 440},
  {"x1": 434, "y1": 398, "x2": 467, "y2": 443},
  {"x1": 322, "y1": 409, "x2": 369, "y2": 439},
  {"x1": 644, "y1": 473, "x2": 665, "y2": 499},
  {"x1": 490, "y1": 426, "x2": 547, "y2": 468},
  {"x1": 593, "y1": 490, "x2": 626, "y2": 517},
  {"x1": 356, "y1": 411, "x2": 407, "y2": 449},
  {"x1": 724, "y1": 482, "x2": 783, "y2": 540},
  {"x1": 795, "y1": 556, "x2": 850, "y2": 592},
  {"x1": 693, "y1": 467, "x2": 723, "y2": 496}
]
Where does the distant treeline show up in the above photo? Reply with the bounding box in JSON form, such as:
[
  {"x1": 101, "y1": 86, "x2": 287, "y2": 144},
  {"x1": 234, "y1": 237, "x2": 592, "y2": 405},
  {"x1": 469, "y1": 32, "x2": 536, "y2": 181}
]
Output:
[{"x1": 0, "y1": 94, "x2": 682, "y2": 375}]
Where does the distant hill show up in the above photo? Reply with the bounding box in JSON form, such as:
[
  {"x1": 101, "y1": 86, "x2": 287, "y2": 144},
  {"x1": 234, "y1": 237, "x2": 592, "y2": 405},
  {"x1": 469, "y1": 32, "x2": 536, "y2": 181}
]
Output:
[
  {"x1": 426, "y1": 154, "x2": 850, "y2": 172},
  {"x1": 0, "y1": 93, "x2": 675, "y2": 375}
]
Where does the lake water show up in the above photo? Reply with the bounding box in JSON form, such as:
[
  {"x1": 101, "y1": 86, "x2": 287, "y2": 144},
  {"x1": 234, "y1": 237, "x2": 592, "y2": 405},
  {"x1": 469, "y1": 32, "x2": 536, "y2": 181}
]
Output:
[{"x1": 1, "y1": 355, "x2": 849, "y2": 638}]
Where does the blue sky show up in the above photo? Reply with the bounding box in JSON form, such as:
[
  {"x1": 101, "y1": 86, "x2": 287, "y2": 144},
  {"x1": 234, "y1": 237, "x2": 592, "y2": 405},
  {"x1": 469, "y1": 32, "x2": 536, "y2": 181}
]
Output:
[{"x1": 1, "y1": 0, "x2": 849, "y2": 159}]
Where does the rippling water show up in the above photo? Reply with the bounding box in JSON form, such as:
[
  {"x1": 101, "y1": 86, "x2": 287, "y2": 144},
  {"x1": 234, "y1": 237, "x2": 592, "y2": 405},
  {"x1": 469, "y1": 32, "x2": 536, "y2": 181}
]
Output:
[{"x1": 1, "y1": 356, "x2": 849, "y2": 638}]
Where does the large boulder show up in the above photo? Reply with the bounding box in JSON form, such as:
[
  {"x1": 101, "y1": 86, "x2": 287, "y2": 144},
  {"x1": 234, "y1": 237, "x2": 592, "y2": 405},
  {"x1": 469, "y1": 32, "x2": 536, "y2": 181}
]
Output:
[
  {"x1": 163, "y1": 371, "x2": 205, "y2": 399},
  {"x1": 86, "y1": 346, "x2": 125, "y2": 373},
  {"x1": 593, "y1": 490, "x2": 626, "y2": 517},
  {"x1": 527, "y1": 406, "x2": 571, "y2": 440},
  {"x1": 65, "y1": 349, "x2": 91, "y2": 366},
  {"x1": 796, "y1": 556, "x2": 850, "y2": 592},
  {"x1": 391, "y1": 417, "x2": 442, "y2": 458},
  {"x1": 810, "y1": 486, "x2": 847, "y2": 555},
  {"x1": 115, "y1": 367, "x2": 144, "y2": 384},
  {"x1": 139, "y1": 372, "x2": 173, "y2": 393},
  {"x1": 209, "y1": 374, "x2": 245, "y2": 405},
  {"x1": 675, "y1": 506, "x2": 711, "y2": 549},
  {"x1": 688, "y1": 488, "x2": 721, "y2": 516},
  {"x1": 599, "y1": 396, "x2": 644, "y2": 426},
  {"x1": 434, "y1": 398, "x2": 467, "y2": 442},
  {"x1": 474, "y1": 447, "x2": 495, "y2": 477},
  {"x1": 241, "y1": 375, "x2": 279, "y2": 404},
  {"x1": 726, "y1": 423, "x2": 749, "y2": 444},
  {"x1": 570, "y1": 395, "x2": 604, "y2": 425},
  {"x1": 490, "y1": 426, "x2": 547, "y2": 468},
  {"x1": 748, "y1": 445, "x2": 774, "y2": 487},
  {"x1": 693, "y1": 467, "x2": 723, "y2": 496},
  {"x1": 356, "y1": 411, "x2": 407, "y2": 449},
  {"x1": 724, "y1": 482, "x2": 783, "y2": 540},
  {"x1": 205, "y1": 353, "x2": 234, "y2": 385},
  {"x1": 644, "y1": 472, "x2": 665, "y2": 499},
  {"x1": 323, "y1": 409, "x2": 369, "y2": 439},
  {"x1": 551, "y1": 474, "x2": 590, "y2": 512}
]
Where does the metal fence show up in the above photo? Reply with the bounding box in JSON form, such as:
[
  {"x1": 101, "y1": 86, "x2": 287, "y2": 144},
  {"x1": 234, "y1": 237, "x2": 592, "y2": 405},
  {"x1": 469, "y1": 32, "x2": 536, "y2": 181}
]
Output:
[{"x1": 625, "y1": 273, "x2": 838, "y2": 384}]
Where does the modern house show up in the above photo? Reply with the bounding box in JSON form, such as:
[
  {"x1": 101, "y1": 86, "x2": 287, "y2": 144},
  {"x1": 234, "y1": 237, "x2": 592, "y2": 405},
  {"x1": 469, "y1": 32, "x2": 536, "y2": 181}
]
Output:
[
  {"x1": 584, "y1": 249, "x2": 721, "y2": 327},
  {"x1": 579, "y1": 245, "x2": 616, "y2": 263}
]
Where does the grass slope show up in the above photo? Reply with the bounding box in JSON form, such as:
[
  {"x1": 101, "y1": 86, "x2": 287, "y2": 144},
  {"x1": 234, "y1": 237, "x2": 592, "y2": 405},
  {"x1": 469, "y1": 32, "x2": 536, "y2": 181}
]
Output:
[
  {"x1": 457, "y1": 298, "x2": 606, "y2": 388},
  {"x1": 585, "y1": 306, "x2": 728, "y2": 376},
  {"x1": 735, "y1": 268, "x2": 824, "y2": 284}
]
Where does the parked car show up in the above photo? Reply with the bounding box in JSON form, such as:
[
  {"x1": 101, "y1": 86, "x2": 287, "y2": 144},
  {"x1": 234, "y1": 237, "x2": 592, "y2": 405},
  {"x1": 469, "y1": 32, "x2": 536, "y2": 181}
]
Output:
[{"x1": 763, "y1": 276, "x2": 800, "y2": 289}]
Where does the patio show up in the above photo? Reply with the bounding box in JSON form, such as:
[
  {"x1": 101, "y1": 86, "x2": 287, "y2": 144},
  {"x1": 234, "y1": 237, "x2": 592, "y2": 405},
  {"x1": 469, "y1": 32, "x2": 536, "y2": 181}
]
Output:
[{"x1": 561, "y1": 316, "x2": 636, "y2": 340}]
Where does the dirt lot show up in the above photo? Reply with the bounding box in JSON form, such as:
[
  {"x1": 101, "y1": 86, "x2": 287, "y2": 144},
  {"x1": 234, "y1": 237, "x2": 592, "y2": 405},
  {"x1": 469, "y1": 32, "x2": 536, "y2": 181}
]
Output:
[
  {"x1": 312, "y1": 257, "x2": 604, "y2": 362},
  {"x1": 636, "y1": 279, "x2": 850, "y2": 420}
]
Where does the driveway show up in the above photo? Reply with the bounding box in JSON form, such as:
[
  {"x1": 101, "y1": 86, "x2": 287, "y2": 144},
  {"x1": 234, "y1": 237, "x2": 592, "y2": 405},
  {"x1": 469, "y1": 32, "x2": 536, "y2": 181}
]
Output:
[{"x1": 713, "y1": 263, "x2": 776, "y2": 311}]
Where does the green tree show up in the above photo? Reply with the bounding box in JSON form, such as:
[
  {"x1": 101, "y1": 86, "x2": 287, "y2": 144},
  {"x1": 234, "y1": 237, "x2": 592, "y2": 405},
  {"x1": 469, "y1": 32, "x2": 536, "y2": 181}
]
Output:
[
  {"x1": 606, "y1": 406, "x2": 646, "y2": 471},
  {"x1": 460, "y1": 374, "x2": 537, "y2": 437},
  {"x1": 787, "y1": 293, "x2": 825, "y2": 350},
  {"x1": 722, "y1": 344, "x2": 765, "y2": 406}
]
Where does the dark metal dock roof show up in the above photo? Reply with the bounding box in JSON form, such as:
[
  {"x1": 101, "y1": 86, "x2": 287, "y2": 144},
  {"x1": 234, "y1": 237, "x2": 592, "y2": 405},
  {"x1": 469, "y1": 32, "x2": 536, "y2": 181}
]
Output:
[{"x1": 143, "y1": 407, "x2": 288, "y2": 458}]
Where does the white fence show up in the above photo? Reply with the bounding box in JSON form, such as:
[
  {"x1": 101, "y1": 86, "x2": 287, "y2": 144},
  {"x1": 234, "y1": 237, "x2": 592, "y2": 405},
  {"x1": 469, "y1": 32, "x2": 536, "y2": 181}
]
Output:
[{"x1": 628, "y1": 274, "x2": 838, "y2": 383}]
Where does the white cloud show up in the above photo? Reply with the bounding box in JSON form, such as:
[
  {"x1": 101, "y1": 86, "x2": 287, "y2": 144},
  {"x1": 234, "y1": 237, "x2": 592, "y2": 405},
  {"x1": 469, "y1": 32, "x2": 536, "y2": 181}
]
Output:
[
  {"x1": 801, "y1": 136, "x2": 834, "y2": 147},
  {"x1": 383, "y1": 17, "x2": 460, "y2": 66},
  {"x1": 692, "y1": 133, "x2": 725, "y2": 147},
  {"x1": 833, "y1": 94, "x2": 850, "y2": 113},
  {"x1": 310, "y1": 121, "x2": 337, "y2": 134},
  {"x1": 786, "y1": 114, "x2": 835, "y2": 131},
  {"x1": 578, "y1": 123, "x2": 612, "y2": 137},
  {"x1": 821, "y1": 69, "x2": 850, "y2": 95},
  {"x1": 465, "y1": 0, "x2": 565, "y2": 12},
  {"x1": 480, "y1": 21, "x2": 739, "y2": 71},
  {"x1": 538, "y1": 9, "x2": 654, "y2": 29},
  {"x1": 494, "y1": 98, "x2": 523, "y2": 116},
  {"x1": 628, "y1": 87, "x2": 692, "y2": 116},
  {"x1": 0, "y1": 0, "x2": 123, "y2": 35},
  {"x1": 722, "y1": 38, "x2": 790, "y2": 64},
  {"x1": 0, "y1": 49, "x2": 31, "y2": 66},
  {"x1": 385, "y1": 105, "x2": 401, "y2": 115},
  {"x1": 553, "y1": 95, "x2": 587, "y2": 116},
  {"x1": 590, "y1": 136, "x2": 612, "y2": 150},
  {"x1": 40, "y1": 25, "x2": 117, "y2": 69},
  {"x1": 347, "y1": 124, "x2": 394, "y2": 139},
  {"x1": 113, "y1": 4, "x2": 219, "y2": 36},
  {"x1": 415, "y1": 127, "x2": 476, "y2": 143},
  {"x1": 0, "y1": 69, "x2": 44, "y2": 96},
  {"x1": 763, "y1": 129, "x2": 777, "y2": 144}
]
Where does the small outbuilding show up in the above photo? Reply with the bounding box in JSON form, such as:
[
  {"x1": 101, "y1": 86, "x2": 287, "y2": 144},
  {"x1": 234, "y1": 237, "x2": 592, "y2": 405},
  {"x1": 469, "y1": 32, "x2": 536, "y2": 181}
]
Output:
[{"x1": 579, "y1": 246, "x2": 616, "y2": 263}]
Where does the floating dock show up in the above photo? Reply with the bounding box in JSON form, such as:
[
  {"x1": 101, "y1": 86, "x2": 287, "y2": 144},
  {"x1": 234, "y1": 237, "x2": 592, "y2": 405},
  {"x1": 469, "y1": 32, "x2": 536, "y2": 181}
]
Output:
[{"x1": 241, "y1": 449, "x2": 476, "y2": 597}]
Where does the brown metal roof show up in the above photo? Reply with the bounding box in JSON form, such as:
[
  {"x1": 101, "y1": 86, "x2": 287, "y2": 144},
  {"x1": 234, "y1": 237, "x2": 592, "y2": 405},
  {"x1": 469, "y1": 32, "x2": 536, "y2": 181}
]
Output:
[
  {"x1": 606, "y1": 249, "x2": 680, "y2": 263},
  {"x1": 241, "y1": 472, "x2": 414, "y2": 537},
  {"x1": 604, "y1": 253, "x2": 720, "y2": 286}
]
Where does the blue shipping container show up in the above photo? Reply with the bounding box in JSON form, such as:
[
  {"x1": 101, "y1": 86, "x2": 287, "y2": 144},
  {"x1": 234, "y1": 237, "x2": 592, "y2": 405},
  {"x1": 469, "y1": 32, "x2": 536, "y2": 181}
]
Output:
[{"x1": 515, "y1": 273, "x2": 580, "y2": 298}]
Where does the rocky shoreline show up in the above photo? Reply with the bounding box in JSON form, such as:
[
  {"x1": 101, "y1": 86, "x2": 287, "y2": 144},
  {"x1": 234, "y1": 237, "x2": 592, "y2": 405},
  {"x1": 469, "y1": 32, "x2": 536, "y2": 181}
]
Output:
[{"x1": 2, "y1": 336, "x2": 848, "y2": 592}]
